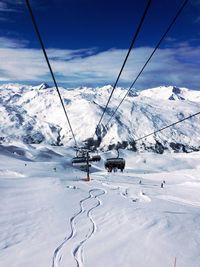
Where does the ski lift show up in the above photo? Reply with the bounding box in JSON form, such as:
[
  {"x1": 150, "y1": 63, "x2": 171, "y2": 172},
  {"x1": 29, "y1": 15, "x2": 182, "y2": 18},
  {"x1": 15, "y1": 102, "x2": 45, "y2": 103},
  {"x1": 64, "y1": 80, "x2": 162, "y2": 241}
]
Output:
[
  {"x1": 72, "y1": 146, "x2": 101, "y2": 169},
  {"x1": 71, "y1": 156, "x2": 87, "y2": 166},
  {"x1": 90, "y1": 154, "x2": 101, "y2": 162},
  {"x1": 71, "y1": 149, "x2": 88, "y2": 166},
  {"x1": 105, "y1": 149, "x2": 125, "y2": 172},
  {"x1": 90, "y1": 150, "x2": 101, "y2": 162}
]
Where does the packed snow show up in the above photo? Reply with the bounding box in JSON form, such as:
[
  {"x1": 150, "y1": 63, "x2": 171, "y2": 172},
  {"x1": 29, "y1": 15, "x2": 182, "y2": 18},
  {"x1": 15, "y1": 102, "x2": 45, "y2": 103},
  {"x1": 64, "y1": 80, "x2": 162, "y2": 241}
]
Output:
[
  {"x1": 0, "y1": 83, "x2": 200, "y2": 152},
  {"x1": 0, "y1": 142, "x2": 200, "y2": 267}
]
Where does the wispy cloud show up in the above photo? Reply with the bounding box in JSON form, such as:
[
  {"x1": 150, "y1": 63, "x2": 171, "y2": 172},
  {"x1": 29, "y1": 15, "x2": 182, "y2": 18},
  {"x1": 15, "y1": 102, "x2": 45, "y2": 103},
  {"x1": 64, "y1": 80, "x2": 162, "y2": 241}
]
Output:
[
  {"x1": 0, "y1": 37, "x2": 29, "y2": 48},
  {"x1": 0, "y1": 2, "x2": 8, "y2": 12},
  {"x1": 0, "y1": 1, "x2": 22, "y2": 12},
  {"x1": 0, "y1": 37, "x2": 199, "y2": 89},
  {"x1": 165, "y1": 37, "x2": 177, "y2": 43},
  {"x1": 0, "y1": 0, "x2": 25, "y2": 23},
  {"x1": 0, "y1": 2, "x2": 13, "y2": 12}
]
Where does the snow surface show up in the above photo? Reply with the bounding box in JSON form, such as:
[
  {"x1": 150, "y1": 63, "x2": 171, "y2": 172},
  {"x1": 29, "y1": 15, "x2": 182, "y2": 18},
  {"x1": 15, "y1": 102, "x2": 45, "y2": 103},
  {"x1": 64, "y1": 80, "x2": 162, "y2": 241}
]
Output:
[
  {"x1": 0, "y1": 83, "x2": 200, "y2": 152},
  {"x1": 0, "y1": 143, "x2": 200, "y2": 267}
]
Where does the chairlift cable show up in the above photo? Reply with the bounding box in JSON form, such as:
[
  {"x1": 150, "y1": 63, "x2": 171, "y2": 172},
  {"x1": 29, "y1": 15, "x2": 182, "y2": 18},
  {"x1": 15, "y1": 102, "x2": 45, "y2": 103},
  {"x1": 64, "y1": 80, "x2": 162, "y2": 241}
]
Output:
[
  {"x1": 134, "y1": 110, "x2": 200, "y2": 143},
  {"x1": 94, "y1": 0, "x2": 152, "y2": 136},
  {"x1": 25, "y1": 0, "x2": 78, "y2": 147},
  {"x1": 104, "y1": 0, "x2": 189, "y2": 129}
]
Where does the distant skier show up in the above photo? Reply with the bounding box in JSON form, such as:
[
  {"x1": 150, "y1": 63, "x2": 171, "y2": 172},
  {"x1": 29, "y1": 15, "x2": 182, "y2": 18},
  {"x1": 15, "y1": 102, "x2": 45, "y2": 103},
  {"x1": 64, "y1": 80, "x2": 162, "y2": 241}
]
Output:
[
  {"x1": 161, "y1": 182, "x2": 164, "y2": 188},
  {"x1": 139, "y1": 180, "x2": 142, "y2": 184}
]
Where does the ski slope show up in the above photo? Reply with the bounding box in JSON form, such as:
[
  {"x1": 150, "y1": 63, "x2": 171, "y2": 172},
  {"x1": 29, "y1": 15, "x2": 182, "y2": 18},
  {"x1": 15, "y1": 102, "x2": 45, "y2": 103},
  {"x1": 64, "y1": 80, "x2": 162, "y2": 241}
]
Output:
[{"x1": 0, "y1": 143, "x2": 200, "y2": 267}]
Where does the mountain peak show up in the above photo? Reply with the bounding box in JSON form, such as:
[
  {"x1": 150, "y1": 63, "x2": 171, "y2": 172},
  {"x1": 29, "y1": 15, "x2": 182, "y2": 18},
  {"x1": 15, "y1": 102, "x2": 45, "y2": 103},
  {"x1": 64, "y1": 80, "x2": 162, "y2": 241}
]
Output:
[
  {"x1": 38, "y1": 83, "x2": 50, "y2": 90},
  {"x1": 138, "y1": 85, "x2": 200, "y2": 102}
]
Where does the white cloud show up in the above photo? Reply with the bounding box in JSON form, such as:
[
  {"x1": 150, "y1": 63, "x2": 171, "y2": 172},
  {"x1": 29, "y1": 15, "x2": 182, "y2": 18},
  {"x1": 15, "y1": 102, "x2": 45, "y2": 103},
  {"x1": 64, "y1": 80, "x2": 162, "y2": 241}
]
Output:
[
  {"x1": 0, "y1": 37, "x2": 29, "y2": 48},
  {"x1": 0, "y1": 1, "x2": 21, "y2": 12},
  {"x1": 0, "y1": 38, "x2": 199, "y2": 89}
]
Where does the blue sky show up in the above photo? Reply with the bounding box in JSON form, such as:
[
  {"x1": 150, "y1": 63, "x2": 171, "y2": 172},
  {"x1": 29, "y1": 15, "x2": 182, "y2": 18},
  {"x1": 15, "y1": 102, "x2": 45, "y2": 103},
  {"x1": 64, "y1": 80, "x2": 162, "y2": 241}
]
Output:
[{"x1": 0, "y1": 0, "x2": 200, "y2": 89}]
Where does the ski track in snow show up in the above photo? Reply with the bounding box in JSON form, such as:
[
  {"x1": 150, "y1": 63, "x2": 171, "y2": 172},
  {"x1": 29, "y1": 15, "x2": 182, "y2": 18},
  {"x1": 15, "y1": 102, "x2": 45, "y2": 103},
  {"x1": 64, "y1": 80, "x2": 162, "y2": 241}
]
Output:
[
  {"x1": 101, "y1": 181, "x2": 151, "y2": 203},
  {"x1": 52, "y1": 188, "x2": 106, "y2": 267}
]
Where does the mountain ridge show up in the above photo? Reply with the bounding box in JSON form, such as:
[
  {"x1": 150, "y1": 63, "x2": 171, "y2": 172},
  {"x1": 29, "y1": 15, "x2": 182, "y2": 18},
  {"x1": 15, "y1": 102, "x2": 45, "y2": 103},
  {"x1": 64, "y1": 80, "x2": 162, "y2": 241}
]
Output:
[{"x1": 0, "y1": 83, "x2": 200, "y2": 153}]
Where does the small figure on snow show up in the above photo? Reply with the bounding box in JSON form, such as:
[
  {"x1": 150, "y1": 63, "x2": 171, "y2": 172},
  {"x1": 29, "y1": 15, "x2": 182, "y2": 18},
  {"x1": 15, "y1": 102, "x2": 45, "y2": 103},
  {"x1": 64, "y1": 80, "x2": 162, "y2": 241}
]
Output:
[
  {"x1": 161, "y1": 182, "x2": 164, "y2": 188},
  {"x1": 139, "y1": 180, "x2": 142, "y2": 185}
]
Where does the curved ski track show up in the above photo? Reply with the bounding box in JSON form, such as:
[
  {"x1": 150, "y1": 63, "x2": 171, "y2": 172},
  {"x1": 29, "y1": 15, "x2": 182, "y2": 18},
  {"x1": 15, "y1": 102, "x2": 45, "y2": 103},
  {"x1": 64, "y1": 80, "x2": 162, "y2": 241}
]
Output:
[{"x1": 52, "y1": 188, "x2": 106, "y2": 267}]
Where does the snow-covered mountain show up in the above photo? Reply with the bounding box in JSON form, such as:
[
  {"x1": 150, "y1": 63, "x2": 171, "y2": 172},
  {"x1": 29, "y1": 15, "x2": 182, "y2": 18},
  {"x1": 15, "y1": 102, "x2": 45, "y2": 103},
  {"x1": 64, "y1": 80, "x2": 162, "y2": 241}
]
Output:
[{"x1": 0, "y1": 83, "x2": 200, "y2": 153}]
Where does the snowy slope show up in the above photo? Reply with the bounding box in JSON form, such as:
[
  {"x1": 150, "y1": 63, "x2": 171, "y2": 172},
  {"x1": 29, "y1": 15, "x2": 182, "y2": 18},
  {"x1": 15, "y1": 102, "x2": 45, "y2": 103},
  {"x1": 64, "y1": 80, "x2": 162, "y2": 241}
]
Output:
[
  {"x1": 0, "y1": 83, "x2": 200, "y2": 152},
  {"x1": 1, "y1": 143, "x2": 200, "y2": 267}
]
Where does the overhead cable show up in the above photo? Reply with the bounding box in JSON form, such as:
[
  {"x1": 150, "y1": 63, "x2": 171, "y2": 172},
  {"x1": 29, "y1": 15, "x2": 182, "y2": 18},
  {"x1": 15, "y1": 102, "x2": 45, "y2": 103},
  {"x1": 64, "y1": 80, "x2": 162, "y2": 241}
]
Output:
[
  {"x1": 94, "y1": 0, "x2": 152, "y2": 136},
  {"x1": 134, "y1": 110, "x2": 200, "y2": 143},
  {"x1": 105, "y1": 0, "x2": 189, "y2": 129},
  {"x1": 25, "y1": 0, "x2": 78, "y2": 147}
]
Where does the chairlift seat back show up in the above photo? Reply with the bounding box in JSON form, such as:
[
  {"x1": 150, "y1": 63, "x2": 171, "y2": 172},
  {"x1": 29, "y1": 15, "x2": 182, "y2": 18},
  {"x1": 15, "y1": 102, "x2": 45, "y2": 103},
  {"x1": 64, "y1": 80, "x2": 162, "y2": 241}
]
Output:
[
  {"x1": 90, "y1": 155, "x2": 101, "y2": 162},
  {"x1": 72, "y1": 156, "x2": 87, "y2": 166}
]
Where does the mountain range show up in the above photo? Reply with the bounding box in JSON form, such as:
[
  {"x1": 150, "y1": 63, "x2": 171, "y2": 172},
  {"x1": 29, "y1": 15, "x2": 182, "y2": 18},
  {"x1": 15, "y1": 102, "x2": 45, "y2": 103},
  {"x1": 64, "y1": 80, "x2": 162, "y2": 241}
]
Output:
[{"x1": 0, "y1": 83, "x2": 200, "y2": 153}]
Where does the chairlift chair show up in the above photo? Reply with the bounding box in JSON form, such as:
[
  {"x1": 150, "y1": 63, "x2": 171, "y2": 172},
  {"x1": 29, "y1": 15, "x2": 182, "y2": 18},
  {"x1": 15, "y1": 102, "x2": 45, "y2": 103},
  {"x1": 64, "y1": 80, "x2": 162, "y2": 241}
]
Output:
[
  {"x1": 90, "y1": 150, "x2": 101, "y2": 162},
  {"x1": 105, "y1": 157, "x2": 125, "y2": 172},
  {"x1": 105, "y1": 149, "x2": 125, "y2": 172},
  {"x1": 72, "y1": 147, "x2": 101, "y2": 168},
  {"x1": 71, "y1": 156, "x2": 87, "y2": 166},
  {"x1": 90, "y1": 155, "x2": 101, "y2": 162},
  {"x1": 71, "y1": 149, "x2": 88, "y2": 166}
]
